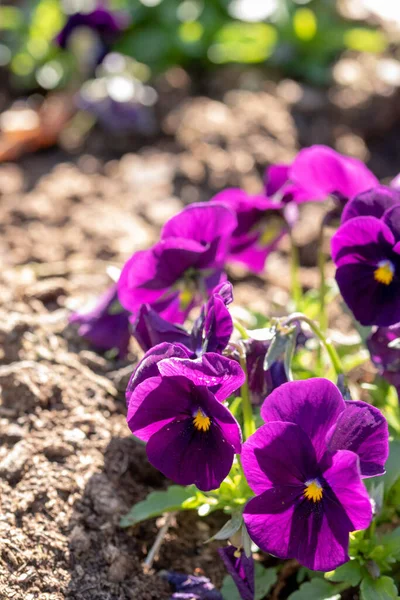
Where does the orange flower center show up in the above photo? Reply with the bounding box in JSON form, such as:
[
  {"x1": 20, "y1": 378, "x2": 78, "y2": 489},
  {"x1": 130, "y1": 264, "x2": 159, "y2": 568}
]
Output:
[
  {"x1": 193, "y1": 408, "x2": 211, "y2": 432},
  {"x1": 304, "y1": 479, "x2": 323, "y2": 502}
]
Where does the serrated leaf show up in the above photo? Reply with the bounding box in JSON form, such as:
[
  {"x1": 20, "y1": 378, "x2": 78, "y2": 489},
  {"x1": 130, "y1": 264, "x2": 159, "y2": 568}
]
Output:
[
  {"x1": 208, "y1": 512, "x2": 243, "y2": 542},
  {"x1": 325, "y1": 560, "x2": 362, "y2": 586},
  {"x1": 360, "y1": 575, "x2": 399, "y2": 600},
  {"x1": 120, "y1": 485, "x2": 197, "y2": 527},
  {"x1": 288, "y1": 578, "x2": 341, "y2": 600}
]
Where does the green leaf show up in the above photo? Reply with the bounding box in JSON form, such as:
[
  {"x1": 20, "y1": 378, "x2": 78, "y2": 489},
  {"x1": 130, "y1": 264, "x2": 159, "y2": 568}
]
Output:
[
  {"x1": 221, "y1": 564, "x2": 277, "y2": 600},
  {"x1": 325, "y1": 560, "x2": 362, "y2": 586},
  {"x1": 360, "y1": 576, "x2": 399, "y2": 600},
  {"x1": 208, "y1": 512, "x2": 243, "y2": 542},
  {"x1": 382, "y1": 440, "x2": 400, "y2": 493},
  {"x1": 288, "y1": 578, "x2": 341, "y2": 600},
  {"x1": 120, "y1": 485, "x2": 197, "y2": 527}
]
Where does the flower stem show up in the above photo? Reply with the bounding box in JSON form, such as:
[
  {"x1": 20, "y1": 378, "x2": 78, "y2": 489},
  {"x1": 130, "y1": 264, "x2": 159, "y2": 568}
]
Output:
[
  {"x1": 285, "y1": 313, "x2": 344, "y2": 377},
  {"x1": 237, "y1": 342, "x2": 256, "y2": 440},
  {"x1": 290, "y1": 233, "x2": 302, "y2": 310},
  {"x1": 143, "y1": 511, "x2": 176, "y2": 571},
  {"x1": 233, "y1": 319, "x2": 249, "y2": 341},
  {"x1": 318, "y1": 221, "x2": 328, "y2": 333}
]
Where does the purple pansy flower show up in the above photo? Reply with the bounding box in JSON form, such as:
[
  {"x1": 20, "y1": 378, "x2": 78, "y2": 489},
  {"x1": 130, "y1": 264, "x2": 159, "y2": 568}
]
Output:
[
  {"x1": 341, "y1": 185, "x2": 400, "y2": 224},
  {"x1": 132, "y1": 282, "x2": 233, "y2": 356},
  {"x1": 126, "y1": 352, "x2": 244, "y2": 491},
  {"x1": 260, "y1": 379, "x2": 388, "y2": 478},
  {"x1": 118, "y1": 203, "x2": 237, "y2": 324},
  {"x1": 242, "y1": 378, "x2": 387, "y2": 571},
  {"x1": 332, "y1": 205, "x2": 400, "y2": 326},
  {"x1": 56, "y1": 4, "x2": 125, "y2": 64},
  {"x1": 265, "y1": 145, "x2": 378, "y2": 206},
  {"x1": 166, "y1": 572, "x2": 222, "y2": 600},
  {"x1": 69, "y1": 284, "x2": 130, "y2": 358},
  {"x1": 211, "y1": 189, "x2": 287, "y2": 273},
  {"x1": 241, "y1": 339, "x2": 287, "y2": 405},
  {"x1": 367, "y1": 324, "x2": 400, "y2": 393},
  {"x1": 218, "y1": 546, "x2": 254, "y2": 600}
]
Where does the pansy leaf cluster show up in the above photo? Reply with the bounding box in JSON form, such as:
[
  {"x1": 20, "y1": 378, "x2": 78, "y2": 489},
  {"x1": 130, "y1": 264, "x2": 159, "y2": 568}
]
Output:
[{"x1": 68, "y1": 145, "x2": 400, "y2": 600}]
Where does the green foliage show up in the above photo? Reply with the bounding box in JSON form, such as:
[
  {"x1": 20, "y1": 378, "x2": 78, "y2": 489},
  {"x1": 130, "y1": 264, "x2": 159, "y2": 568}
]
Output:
[
  {"x1": 221, "y1": 563, "x2": 277, "y2": 600},
  {"x1": 360, "y1": 576, "x2": 399, "y2": 600},
  {"x1": 287, "y1": 577, "x2": 343, "y2": 600},
  {"x1": 120, "y1": 485, "x2": 198, "y2": 527},
  {"x1": 325, "y1": 560, "x2": 363, "y2": 587}
]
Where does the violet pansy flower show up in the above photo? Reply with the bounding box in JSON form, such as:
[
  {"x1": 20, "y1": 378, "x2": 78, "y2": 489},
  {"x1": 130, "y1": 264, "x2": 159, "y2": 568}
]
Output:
[
  {"x1": 242, "y1": 378, "x2": 387, "y2": 571},
  {"x1": 341, "y1": 185, "x2": 400, "y2": 223},
  {"x1": 211, "y1": 189, "x2": 287, "y2": 273},
  {"x1": 260, "y1": 379, "x2": 388, "y2": 478},
  {"x1": 118, "y1": 203, "x2": 237, "y2": 323},
  {"x1": 126, "y1": 352, "x2": 244, "y2": 491},
  {"x1": 332, "y1": 206, "x2": 400, "y2": 326},
  {"x1": 69, "y1": 284, "x2": 130, "y2": 358},
  {"x1": 218, "y1": 546, "x2": 254, "y2": 600},
  {"x1": 132, "y1": 282, "x2": 233, "y2": 356},
  {"x1": 367, "y1": 324, "x2": 400, "y2": 393},
  {"x1": 265, "y1": 145, "x2": 378, "y2": 206}
]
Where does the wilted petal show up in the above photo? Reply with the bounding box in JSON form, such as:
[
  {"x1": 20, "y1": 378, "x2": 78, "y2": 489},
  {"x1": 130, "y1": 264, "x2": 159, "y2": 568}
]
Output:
[
  {"x1": 261, "y1": 379, "x2": 345, "y2": 461},
  {"x1": 326, "y1": 401, "x2": 389, "y2": 477},
  {"x1": 218, "y1": 546, "x2": 254, "y2": 600}
]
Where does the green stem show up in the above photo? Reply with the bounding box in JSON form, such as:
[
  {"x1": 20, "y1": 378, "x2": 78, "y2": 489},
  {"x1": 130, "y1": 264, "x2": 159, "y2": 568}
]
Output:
[
  {"x1": 290, "y1": 233, "x2": 302, "y2": 310},
  {"x1": 233, "y1": 320, "x2": 249, "y2": 341},
  {"x1": 318, "y1": 221, "x2": 328, "y2": 333},
  {"x1": 285, "y1": 313, "x2": 344, "y2": 377},
  {"x1": 237, "y1": 342, "x2": 256, "y2": 440}
]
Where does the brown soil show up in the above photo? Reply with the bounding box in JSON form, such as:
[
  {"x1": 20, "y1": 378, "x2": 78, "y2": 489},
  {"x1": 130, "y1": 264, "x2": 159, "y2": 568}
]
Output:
[{"x1": 0, "y1": 64, "x2": 399, "y2": 599}]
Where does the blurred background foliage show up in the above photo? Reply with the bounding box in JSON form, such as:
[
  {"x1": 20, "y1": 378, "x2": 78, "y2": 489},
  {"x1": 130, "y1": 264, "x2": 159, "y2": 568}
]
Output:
[{"x1": 0, "y1": 0, "x2": 390, "y2": 92}]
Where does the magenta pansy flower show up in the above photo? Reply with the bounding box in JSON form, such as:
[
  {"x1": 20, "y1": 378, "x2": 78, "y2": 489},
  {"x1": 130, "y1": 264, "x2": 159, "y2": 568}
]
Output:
[
  {"x1": 69, "y1": 284, "x2": 130, "y2": 358},
  {"x1": 242, "y1": 378, "x2": 388, "y2": 571},
  {"x1": 126, "y1": 352, "x2": 244, "y2": 491},
  {"x1": 211, "y1": 189, "x2": 287, "y2": 273},
  {"x1": 118, "y1": 203, "x2": 237, "y2": 323},
  {"x1": 265, "y1": 145, "x2": 378, "y2": 206},
  {"x1": 332, "y1": 206, "x2": 400, "y2": 326}
]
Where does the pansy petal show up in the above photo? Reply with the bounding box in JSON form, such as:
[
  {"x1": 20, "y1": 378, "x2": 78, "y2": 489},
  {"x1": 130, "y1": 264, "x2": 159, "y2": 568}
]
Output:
[
  {"x1": 161, "y1": 203, "x2": 237, "y2": 266},
  {"x1": 218, "y1": 546, "x2": 254, "y2": 600},
  {"x1": 326, "y1": 401, "x2": 389, "y2": 477},
  {"x1": 202, "y1": 295, "x2": 233, "y2": 354},
  {"x1": 158, "y1": 353, "x2": 245, "y2": 401},
  {"x1": 265, "y1": 164, "x2": 290, "y2": 197},
  {"x1": 198, "y1": 387, "x2": 242, "y2": 453},
  {"x1": 323, "y1": 450, "x2": 373, "y2": 532},
  {"x1": 331, "y1": 216, "x2": 395, "y2": 267},
  {"x1": 127, "y1": 375, "x2": 192, "y2": 441},
  {"x1": 242, "y1": 422, "x2": 318, "y2": 494},
  {"x1": 146, "y1": 418, "x2": 235, "y2": 491},
  {"x1": 342, "y1": 186, "x2": 400, "y2": 224},
  {"x1": 261, "y1": 379, "x2": 345, "y2": 461},
  {"x1": 383, "y1": 205, "x2": 400, "y2": 242},
  {"x1": 131, "y1": 304, "x2": 192, "y2": 353}
]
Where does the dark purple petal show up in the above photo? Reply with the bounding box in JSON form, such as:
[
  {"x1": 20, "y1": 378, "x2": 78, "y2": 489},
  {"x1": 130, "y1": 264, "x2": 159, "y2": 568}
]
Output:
[
  {"x1": 331, "y1": 216, "x2": 395, "y2": 266},
  {"x1": 218, "y1": 546, "x2": 254, "y2": 600},
  {"x1": 69, "y1": 284, "x2": 130, "y2": 358},
  {"x1": 243, "y1": 339, "x2": 287, "y2": 405},
  {"x1": 161, "y1": 203, "x2": 237, "y2": 267},
  {"x1": 288, "y1": 145, "x2": 378, "y2": 204},
  {"x1": 261, "y1": 379, "x2": 346, "y2": 462},
  {"x1": 383, "y1": 205, "x2": 400, "y2": 242},
  {"x1": 342, "y1": 186, "x2": 400, "y2": 224},
  {"x1": 56, "y1": 6, "x2": 124, "y2": 49},
  {"x1": 367, "y1": 324, "x2": 400, "y2": 371},
  {"x1": 202, "y1": 295, "x2": 233, "y2": 354},
  {"x1": 158, "y1": 353, "x2": 245, "y2": 401},
  {"x1": 242, "y1": 422, "x2": 318, "y2": 494},
  {"x1": 131, "y1": 304, "x2": 192, "y2": 353},
  {"x1": 126, "y1": 342, "x2": 192, "y2": 398},
  {"x1": 323, "y1": 450, "x2": 372, "y2": 533},
  {"x1": 127, "y1": 375, "x2": 192, "y2": 441},
  {"x1": 146, "y1": 417, "x2": 236, "y2": 491},
  {"x1": 325, "y1": 401, "x2": 389, "y2": 477},
  {"x1": 166, "y1": 572, "x2": 222, "y2": 600}
]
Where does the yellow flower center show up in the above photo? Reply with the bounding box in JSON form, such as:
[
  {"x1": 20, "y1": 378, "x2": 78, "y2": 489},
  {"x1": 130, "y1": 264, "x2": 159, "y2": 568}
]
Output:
[
  {"x1": 258, "y1": 217, "x2": 283, "y2": 247},
  {"x1": 304, "y1": 479, "x2": 323, "y2": 503},
  {"x1": 374, "y1": 260, "x2": 394, "y2": 286},
  {"x1": 193, "y1": 408, "x2": 211, "y2": 432}
]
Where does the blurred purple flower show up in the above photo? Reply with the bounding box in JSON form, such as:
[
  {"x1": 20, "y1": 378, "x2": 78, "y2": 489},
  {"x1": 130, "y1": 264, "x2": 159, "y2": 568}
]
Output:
[
  {"x1": 211, "y1": 188, "x2": 287, "y2": 273},
  {"x1": 265, "y1": 145, "x2": 378, "y2": 206},
  {"x1": 242, "y1": 339, "x2": 287, "y2": 405},
  {"x1": 367, "y1": 324, "x2": 400, "y2": 393},
  {"x1": 118, "y1": 203, "x2": 237, "y2": 324},
  {"x1": 242, "y1": 378, "x2": 387, "y2": 571},
  {"x1": 166, "y1": 572, "x2": 222, "y2": 599},
  {"x1": 218, "y1": 546, "x2": 254, "y2": 600},
  {"x1": 332, "y1": 206, "x2": 400, "y2": 326},
  {"x1": 69, "y1": 284, "x2": 130, "y2": 358},
  {"x1": 126, "y1": 352, "x2": 244, "y2": 490}
]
